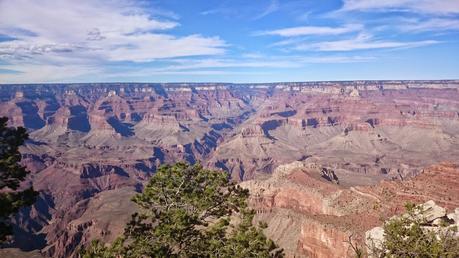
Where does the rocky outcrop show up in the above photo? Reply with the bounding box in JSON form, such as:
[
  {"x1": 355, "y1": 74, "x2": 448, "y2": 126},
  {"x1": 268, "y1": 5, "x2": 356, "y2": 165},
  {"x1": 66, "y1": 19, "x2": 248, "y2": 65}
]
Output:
[
  {"x1": 41, "y1": 187, "x2": 137, "y2": 257},
  {"x1": 242, "y1": 162, "x2": 459, "y2": 257},
  {"x1": 365, "y1": 201, "x2": 459, "y2": 256},
  {"x1": 298, "y1": 221, "x2": 351, "y2": 258}
]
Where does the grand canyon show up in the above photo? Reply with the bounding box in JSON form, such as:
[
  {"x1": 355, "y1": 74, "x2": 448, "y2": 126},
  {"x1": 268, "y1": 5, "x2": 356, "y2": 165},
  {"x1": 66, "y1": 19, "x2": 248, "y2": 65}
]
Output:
[{"x1": 0, "y1": 81, "x2": 458, "y2": 257}]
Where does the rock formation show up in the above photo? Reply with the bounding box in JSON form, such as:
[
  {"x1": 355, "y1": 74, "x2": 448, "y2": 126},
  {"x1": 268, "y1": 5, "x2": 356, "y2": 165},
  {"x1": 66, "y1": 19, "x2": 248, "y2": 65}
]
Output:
[
  {"x1": 241, "y1": 162, "x2": 459, "y2": 257},
  {"x1": 0, "y1": 81, "x2": 458, "y2": 257},
  {"x1": 365, "y1": 200, "x2": 459, "y2": 256}
]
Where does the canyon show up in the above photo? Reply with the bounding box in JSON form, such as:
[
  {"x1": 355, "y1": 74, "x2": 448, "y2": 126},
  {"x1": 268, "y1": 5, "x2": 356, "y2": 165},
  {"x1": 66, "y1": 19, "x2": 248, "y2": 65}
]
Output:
[{"x1": 0, "y1": 80, "x2": 459, "y2": 257}]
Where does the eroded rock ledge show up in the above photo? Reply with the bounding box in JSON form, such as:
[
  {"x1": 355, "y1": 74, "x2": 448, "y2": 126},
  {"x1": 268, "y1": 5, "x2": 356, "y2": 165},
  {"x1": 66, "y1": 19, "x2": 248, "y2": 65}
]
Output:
[{"x1": 241, "y1": 162, "x2": 459, "y2": 258}]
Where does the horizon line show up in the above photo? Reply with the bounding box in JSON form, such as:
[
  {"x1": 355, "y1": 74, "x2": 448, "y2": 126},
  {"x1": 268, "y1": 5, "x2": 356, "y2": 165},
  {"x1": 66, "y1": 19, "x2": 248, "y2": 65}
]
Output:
[{"x1": 1, "y1": 78, "x2": 459, "y2": 86}]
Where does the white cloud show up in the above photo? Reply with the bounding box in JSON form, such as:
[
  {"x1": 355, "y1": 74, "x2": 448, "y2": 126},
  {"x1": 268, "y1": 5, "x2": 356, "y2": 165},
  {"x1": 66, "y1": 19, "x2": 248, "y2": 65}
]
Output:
[
  {"x1": 0, "y1": 0, "x2": 225, "y2": 73},
  {"x1": 295, "y1": 33, "x2": 440, "y2": 51},
  {"x1": 89, "y1": 55, "x2": 376, "y2": 80},
  {"x1": 97, "y1": 34, "x2": 225, "y2": 62},
  {"x1": 140, "y1": 58, "x2": 302, "y2": 72},
  {"x1": 341, "y1": 0, "x2": 459, "y2": 14},
  {"x1": 259, "y1": 24, "x2": 362, "y2": 37},
  {"x1": 0, "y1": 0, "x2": 179, "y2": 42},
  {"x1": 0, "y1": 49, "x2": 376, "y2": 83},
  {"x1": 253, "y1": 0, "x2": 280, "y2": 20},
  {"x1": 300, "y1": 55, "x2": 375, "y2": 63},
  {"x1": 0, "y1": 63, "x2": 102, "y2": 83},
  {"x1": 138, "y1": 55, "x2": 375, "y2": 73},
  {"x1": 270, "y1": 38, "x2": 307, "y2": 47},
  {"x1": 399, "y1": 18, "x2": 459, "y2": 32}
]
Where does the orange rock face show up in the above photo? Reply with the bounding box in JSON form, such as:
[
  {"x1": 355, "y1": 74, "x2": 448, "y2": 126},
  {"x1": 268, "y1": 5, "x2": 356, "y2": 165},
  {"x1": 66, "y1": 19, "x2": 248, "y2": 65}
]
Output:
[{"x1": 298, "y1": 221, "x2": 351, "y2": 258}]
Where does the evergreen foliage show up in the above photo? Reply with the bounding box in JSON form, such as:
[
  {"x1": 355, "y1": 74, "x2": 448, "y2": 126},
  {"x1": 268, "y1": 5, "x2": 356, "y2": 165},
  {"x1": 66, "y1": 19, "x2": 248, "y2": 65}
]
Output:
[
  {"x1": 81, "y1": 163, "x2": 282, "y2": 258},
  {"x1": 0, "y1": 117, "x2": 37, "y2": 243}
]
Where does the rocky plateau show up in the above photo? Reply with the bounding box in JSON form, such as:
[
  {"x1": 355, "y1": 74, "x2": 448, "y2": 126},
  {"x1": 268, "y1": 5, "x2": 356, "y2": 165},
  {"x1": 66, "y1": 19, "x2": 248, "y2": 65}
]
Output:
[{"x1": 0, "y1": 80, "x2": 458, "y2": 257}]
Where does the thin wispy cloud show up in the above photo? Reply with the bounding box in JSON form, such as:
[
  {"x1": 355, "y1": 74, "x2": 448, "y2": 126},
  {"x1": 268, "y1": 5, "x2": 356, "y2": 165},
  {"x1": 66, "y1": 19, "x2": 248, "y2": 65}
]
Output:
[
  {"x1": 258, "y1": 24, "x2": 362, "y2": 37},
  {"x1": 398, "y1": 18, "x2": 459, "y2": 32},
  {"x1": 163, "y1": 58, "x2": 299, "y2": 70},
  {"x1": 253, "y1": 0, "x2": 280, "y2": 20},
  {"x1": 138, "y1": 55, "x2": 375, "y2": 74},
  {"x1": 200, "y1": 8, "x2": 231, "y2": 16},
  {"x1": 295, "y1": 33, "x2": 440, "y2": 51},
  {"x1": 200, "y1": 0, "x2": 282, "y2": 20},
  {"x1": 340, "y1": 0, "x2": 459, "y2": 15},
  {"x1": 0, "y1": 63, "x2": 103, "y2": 83}
]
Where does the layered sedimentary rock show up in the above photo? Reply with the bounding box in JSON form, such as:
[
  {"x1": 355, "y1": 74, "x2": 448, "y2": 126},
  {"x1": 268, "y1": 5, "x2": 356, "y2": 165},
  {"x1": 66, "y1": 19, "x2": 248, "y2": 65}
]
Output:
[
  {"x1": 241, "y1": 162, "x2": 459, "y2": 257},
  {"x1": 0, "y1": 80, "x2": 458, "y2": 257}
]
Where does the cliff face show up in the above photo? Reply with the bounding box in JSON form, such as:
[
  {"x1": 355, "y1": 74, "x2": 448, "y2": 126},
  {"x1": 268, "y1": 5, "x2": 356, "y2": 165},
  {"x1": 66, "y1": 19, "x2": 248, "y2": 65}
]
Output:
[
  {"x1": 0, "y1": 81, "x2": 458, "y2": 257},
  {"x1": 241, "y1": 162, "x2": 459, "y2": 257}
]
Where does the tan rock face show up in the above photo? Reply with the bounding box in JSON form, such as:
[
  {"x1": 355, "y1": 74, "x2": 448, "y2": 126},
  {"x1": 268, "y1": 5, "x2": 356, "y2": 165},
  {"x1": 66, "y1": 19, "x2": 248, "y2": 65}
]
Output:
[{"x1": 0, "y1": 81, "x2": 458, "y2": 257}]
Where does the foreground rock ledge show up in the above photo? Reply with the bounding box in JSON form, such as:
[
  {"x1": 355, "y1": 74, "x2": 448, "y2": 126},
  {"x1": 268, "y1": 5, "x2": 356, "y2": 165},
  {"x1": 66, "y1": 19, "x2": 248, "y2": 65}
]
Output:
[{"x1": 240, "y1": 162, "x2": 459, "y2": 258}]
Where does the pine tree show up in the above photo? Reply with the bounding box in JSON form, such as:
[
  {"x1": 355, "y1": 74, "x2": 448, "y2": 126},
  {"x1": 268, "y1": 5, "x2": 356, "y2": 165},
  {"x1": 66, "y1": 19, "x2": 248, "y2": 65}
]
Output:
[
  {"x1": 81, "y1": 163, "x2": 282, "y2": 257},
  {"x1": 0, "y1": 117, "x2": 37, "y2": 243}
]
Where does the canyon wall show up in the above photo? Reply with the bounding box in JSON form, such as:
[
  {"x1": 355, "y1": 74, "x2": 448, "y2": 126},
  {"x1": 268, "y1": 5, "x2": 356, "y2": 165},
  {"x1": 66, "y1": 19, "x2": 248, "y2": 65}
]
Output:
[{"x1": 0, "y1": 80, "x2": 458, "y2": 257}]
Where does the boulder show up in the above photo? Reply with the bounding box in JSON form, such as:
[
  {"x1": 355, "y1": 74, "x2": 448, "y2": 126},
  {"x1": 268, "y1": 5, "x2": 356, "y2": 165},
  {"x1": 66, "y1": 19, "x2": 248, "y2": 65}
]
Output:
[
  {"x1": 419, "y1": 200, "x2": 446, "y2": 222},
  {"x1": 447, "y1": 208, "x2": 459, "y2": 224},
  {"x1": 365, "y1": 226, "x2": 384, "y2": 250},
  {"x1": 365, "y1": 201, "x2": 457, "y2": 256}
]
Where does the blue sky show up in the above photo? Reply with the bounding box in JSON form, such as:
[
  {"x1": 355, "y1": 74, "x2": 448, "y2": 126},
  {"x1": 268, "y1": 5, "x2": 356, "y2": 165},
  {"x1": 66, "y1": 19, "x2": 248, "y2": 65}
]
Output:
[{"x1": 0, "y1": 0, "x2": 458, "y2": 83}]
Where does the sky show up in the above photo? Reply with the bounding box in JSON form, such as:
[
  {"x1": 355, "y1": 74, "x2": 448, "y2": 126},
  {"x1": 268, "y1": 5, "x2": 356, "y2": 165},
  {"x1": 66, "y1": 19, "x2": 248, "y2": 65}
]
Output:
[{"x1": 0, "y1": 0, "x2": 458, "y2": 83}]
